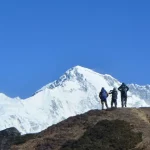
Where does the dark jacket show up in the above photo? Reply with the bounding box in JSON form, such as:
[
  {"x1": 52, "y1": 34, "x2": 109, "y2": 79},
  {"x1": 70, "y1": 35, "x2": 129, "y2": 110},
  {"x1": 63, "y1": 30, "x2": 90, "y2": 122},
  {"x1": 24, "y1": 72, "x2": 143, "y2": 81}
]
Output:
[
  {"x1": 118, "y1": 83, "x2": 129, "y2": 97},
  {"x1": 109, "y1": 89, "x2": 118, "y2": 100},
  {"x1": 99, "y1": 88, "x2": 108, "y2": 100}
]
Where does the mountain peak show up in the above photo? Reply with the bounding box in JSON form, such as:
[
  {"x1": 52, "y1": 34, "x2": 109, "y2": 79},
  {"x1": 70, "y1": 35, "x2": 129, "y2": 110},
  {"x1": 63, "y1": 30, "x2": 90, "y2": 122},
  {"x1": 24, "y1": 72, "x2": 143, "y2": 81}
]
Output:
[
  {"x1": 71, "y1": 65, "x2": 99, "y2": 74},
  {"x1": 67, "y1": 65, "x2": 95, "y2": 76},
  {"x1": 35, "y1": 66, "x2": 121, "y2": 94},
  {"x1": 36, "y1": 65, "x2": 96, "y2": 93}
]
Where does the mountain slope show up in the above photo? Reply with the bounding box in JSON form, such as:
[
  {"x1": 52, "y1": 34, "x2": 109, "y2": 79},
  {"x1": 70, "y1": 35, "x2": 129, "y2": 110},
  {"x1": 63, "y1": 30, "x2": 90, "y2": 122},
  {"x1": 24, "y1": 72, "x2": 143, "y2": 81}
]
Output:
[
  {"x1": 0, "y1": 66, "x2": 150, "y2": 134},
  {"x1": 11, "y1": 108, "x2": 150, "y2": 150}
]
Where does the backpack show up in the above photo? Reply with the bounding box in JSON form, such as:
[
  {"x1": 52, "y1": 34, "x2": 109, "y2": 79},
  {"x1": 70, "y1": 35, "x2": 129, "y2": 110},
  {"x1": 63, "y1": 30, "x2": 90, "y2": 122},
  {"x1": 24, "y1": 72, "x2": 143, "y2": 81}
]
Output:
[
  {"x1": 100, "y1": 90, "x2": 108, "y2": 99},
  {"x1": 121, "y1": 86, "x2": 127, "y2": 96},
  {"x1": 112, "y1": 90, "x2": 117, "y2": 99}
]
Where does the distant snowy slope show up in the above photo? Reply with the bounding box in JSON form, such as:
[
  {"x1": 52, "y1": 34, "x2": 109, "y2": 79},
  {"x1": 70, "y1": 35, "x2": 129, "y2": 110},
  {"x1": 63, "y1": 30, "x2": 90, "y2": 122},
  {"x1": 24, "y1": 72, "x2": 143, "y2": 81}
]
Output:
[
  {"x1": 0, "y1": 66, "x2": 149, "y2": 134},
  {"x1": 128, "y1": 84, "x2": 150, "y2": 105}
]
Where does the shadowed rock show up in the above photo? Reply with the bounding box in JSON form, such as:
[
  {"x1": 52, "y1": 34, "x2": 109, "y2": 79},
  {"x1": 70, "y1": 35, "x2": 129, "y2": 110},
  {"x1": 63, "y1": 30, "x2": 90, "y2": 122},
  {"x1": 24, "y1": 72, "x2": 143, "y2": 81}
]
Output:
[{"x1": 0, "y1": 127, "x2": 20, "y2": 150}]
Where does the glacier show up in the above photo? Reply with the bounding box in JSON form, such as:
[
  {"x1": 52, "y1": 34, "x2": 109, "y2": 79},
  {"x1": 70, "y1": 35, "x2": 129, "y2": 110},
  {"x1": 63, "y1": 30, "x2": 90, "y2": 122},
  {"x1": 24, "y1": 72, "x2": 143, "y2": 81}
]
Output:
[{"x1": 0, "y1": 65, "x2": 150, "y2": 134}]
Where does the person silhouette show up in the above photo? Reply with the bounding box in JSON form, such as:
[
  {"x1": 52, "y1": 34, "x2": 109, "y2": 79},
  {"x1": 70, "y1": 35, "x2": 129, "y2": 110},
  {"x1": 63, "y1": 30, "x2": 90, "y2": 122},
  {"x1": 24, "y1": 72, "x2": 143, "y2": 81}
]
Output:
[{"x1": 118, "y1": 83, "x2": 129, "y2": 107}]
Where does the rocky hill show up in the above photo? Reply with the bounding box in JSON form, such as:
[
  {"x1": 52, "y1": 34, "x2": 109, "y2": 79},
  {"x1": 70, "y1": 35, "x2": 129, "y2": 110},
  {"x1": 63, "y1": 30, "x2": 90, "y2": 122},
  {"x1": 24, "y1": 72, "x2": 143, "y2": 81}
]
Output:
[{"x1": 1, "y1": 107, "x2": 149, "y2": 150}]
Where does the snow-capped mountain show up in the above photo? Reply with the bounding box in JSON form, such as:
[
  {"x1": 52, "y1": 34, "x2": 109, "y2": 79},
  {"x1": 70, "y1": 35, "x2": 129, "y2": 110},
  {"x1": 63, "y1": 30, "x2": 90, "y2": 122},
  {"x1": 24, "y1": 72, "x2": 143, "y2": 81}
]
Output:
[{"x1": 0, "y1": 66, "x2": 150, "y2": 134}]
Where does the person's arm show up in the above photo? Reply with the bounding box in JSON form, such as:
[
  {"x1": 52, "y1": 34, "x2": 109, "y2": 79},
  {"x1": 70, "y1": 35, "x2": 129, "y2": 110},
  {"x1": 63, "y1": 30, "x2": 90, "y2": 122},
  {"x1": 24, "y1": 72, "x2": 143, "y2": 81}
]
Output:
[
  {"x1": 118, "y1": 86, "x2": 121, "y2": 91},
  {"x1": 104, "y1": 89, "x2": 109, "y2": 97},
  {"x1": 126, "y1": 86, "x2": 129, "y2": 91},
  {"x1": 109, "y1": 90, "x2": 113, "y2": 94},
  {"x1": 99, "y1": 92, "x2": 101, "y2": 98},
  {"x1": 106, "y1": 92, "x2": 109, "y2": 97}
]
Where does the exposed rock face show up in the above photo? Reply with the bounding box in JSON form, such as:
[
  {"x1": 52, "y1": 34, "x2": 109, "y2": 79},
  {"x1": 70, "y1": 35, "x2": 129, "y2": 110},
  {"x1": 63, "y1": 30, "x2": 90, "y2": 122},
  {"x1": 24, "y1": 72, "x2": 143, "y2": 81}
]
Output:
[{"x1": 0, "y1": 127, "x2": 20, "y2": 150}]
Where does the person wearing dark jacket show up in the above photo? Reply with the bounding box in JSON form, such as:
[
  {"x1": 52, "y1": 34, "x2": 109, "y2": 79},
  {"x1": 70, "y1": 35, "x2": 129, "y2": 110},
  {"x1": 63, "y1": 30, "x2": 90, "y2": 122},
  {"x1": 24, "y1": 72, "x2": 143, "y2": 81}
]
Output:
[
  {"x1": 99, "y1": 87, "x2": 108, "y2": 110},
  {"x1": 118, "y1": 83, "x2": 129, "y2": 107},
  {"x1": 109, "y1": 88, "x2": 118, "y2": 108}
]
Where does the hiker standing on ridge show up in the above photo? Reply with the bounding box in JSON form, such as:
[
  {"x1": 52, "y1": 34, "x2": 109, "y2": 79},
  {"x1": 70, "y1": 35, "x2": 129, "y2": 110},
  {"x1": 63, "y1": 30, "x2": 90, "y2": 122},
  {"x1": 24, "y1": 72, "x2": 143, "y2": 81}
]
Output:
[
  {"x1": 109, "y1": 88, "x2": 118, "y2": 108},
  {"x1": 99, "y1": 87, "x2": 109, "y2": 110},
  {"x1": 118, "y1": 83, "x2": 129, "y2": 108}
]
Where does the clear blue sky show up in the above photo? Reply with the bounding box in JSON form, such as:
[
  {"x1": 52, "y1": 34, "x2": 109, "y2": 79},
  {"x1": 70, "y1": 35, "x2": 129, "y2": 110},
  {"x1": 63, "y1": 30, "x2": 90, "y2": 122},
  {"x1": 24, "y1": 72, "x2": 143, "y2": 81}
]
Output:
[{"x1": 0, "y1": 0, "x2": 150, "y2": 98}]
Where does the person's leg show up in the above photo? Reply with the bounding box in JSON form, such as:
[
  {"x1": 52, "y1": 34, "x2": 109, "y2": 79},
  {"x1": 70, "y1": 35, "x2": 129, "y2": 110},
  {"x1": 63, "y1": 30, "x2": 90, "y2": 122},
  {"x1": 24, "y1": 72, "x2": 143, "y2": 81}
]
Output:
[
  {"x1": 111, "y1": 100, "x2": 113, "y2": 108},
  {"x1": 113, "y1": 99, "x2": 117, "y2": 108},
  {"x1": 112, "y1": 99, "x2": 115, "y2": 108},
  {"x1": 101, "y1": 101, "x2": 104, "y2": 110},
  {"x1": 121, "y1": 97, "x2": 124, "y2": 107},
  {"x1": 115, "y1": 100, "x2": 117, "y2": 108},
  {"x1": 124, "y1": 96, "x2": 127, "y2": 107},
  {"x1": 105, "y1": 101, "x2": 108, "y2": 109}
]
